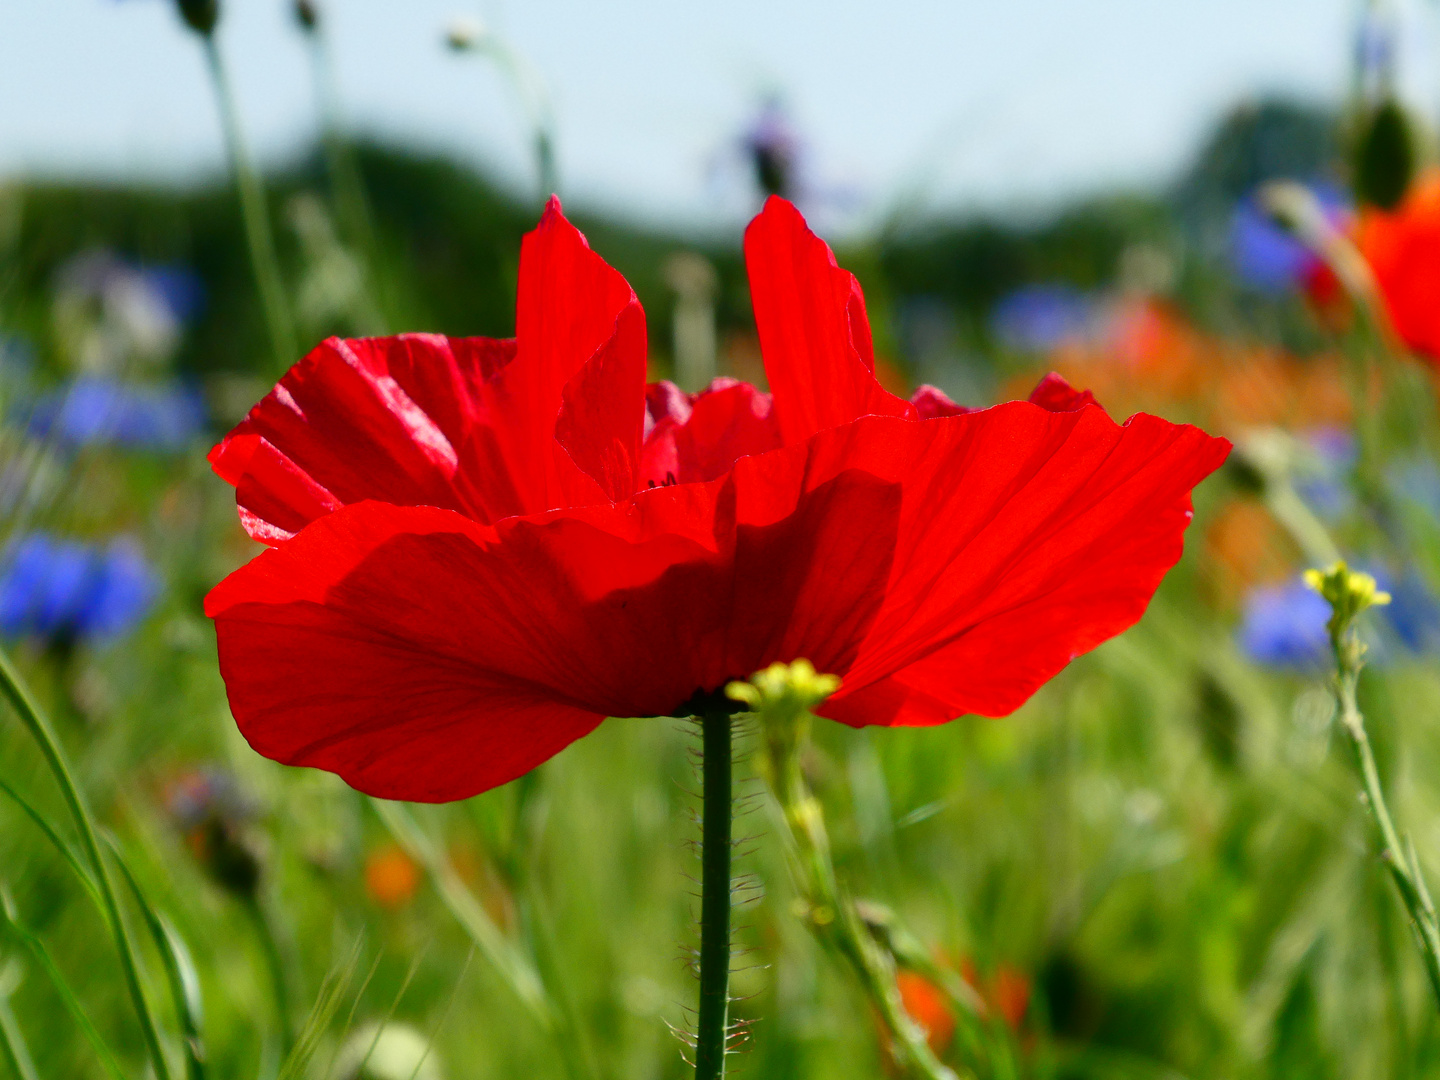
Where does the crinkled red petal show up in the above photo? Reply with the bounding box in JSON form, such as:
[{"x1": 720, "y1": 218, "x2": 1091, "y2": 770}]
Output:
[
  {"x1": 210, "y1": 200, "x2": 645, "y2": 542},
  {"x1": 744, "y1": 197, "x2": 915, "y2": 443}
]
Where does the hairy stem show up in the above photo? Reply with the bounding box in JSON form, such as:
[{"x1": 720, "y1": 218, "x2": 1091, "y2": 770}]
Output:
[
  {"x1": 695, "y1": 712, "x2": 733, "y2": 1080},
  {"x1": 0, "y1": 646, "x2": 173, "y2": 1080}
]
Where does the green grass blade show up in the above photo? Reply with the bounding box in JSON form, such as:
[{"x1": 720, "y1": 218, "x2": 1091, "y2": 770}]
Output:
[
  {"x1": 105, "y1": 834, "x2": 208, "y2": 1080},
  {"x1": 0, "y1": 774, "x2": 104, "y2": 915},
  {"x1": 279, "y1": 934, "x2": 365, "y2": 1080},
  {"x1": 0, "y1": 886, "x2": 127, "y2": 1080},
  {"x1": 0, "y1": 961, "x2": 38, "y2": 1080},
  {"x1": 0, "y1": 644, "x2": 175, "y2": 1080},
  {"x1": 371, "y1": 799, "x2": 553, "y2": 1020}
]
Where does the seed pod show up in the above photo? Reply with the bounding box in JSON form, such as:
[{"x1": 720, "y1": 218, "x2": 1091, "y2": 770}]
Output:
[
  {"x1": 1355, "y1": 98, "x2": 1416, "y2": 210},
  {"x1": 175, "y1": 0, "x2": 218, "y2": 35}
]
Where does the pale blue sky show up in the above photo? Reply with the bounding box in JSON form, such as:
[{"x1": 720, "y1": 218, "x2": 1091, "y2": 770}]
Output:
[{"x1": 4, "y1": 0, "x2": 1439, "y2": 231}]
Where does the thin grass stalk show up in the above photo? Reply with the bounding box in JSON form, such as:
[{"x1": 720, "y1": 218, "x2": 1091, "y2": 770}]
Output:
[
  {"x1": 0, "y1": 887, "x2": 128, "y2": 1080},
  {"x1": 242, "y1": 894, "x2": 294, "y2": 1057},
  {"x1": 200, "y1": 35, "x2": 298, "y2": 372},
  {"x1": 302, "y1": 27, "x2": 390, "y2": 331},
  {"x1": 0, "y1": 645, "x2": 174, "y2": 1080},
  {"x1": 0, "y1": 979, "x2": 38, "y2": 1080},
  {"x1": 107, "y1": 836, "x2": 208, "y2": 1080},
  {"x1": 370, "y1": 799, "x2": 596, "y2": 1080},
  {"x1": 0, "y1": 774, "x2": 103, "y2": 912}
]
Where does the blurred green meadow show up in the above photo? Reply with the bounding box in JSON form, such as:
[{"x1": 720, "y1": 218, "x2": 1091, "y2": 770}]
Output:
[{"x1": 5, "y1": 7, "x2": 1440, "y2": 1079}]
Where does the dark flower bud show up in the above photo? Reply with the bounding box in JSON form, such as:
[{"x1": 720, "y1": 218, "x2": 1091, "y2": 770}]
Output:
[
  {"x1": 1354, "y1": 98, "x2": 1415, "y2": 210},
  {"x1": 175, "y1": 0, "x2": 219, "y2": 36},
  {"x1": 190, "y1": 816, "x2": 262, "y2": 899},
  {"x1": 166, "y1": 768, "x2": 262, "y2": 900},
  {"x1": 293, "y1": 0, "x2": 319, "y2": 33}
]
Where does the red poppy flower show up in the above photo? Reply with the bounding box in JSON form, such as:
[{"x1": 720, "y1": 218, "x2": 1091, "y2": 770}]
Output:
[
  {"x1": 206, "y1": 196, "x2": 1229, "y2": 802},
  {"x1": 1358, "y1": 167, "x2": 1440, "y2": 360}
]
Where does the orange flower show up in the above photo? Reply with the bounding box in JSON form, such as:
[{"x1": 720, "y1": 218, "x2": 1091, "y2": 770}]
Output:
[
  {"x1": 1358, "y1": 167, "x2": 1440, "y2": 361},
  {"x1": 896, "y1": 971, "x2": 955, "y2": 1055},
  {"x1": 991, "y1": 966, "x2": 1031, "y2": 1031},
  {"x1": 1204, "y1": 500, "x2": 1296, "y2": 606},
  {"x1": 364, "y1": 843, "x2": 420, "y2": 910}
]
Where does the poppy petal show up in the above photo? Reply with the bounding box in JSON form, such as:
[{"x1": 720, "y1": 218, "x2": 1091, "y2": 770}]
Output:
[
  {"x1": 909, "y1": 384, "x2": 976, "y2": 419},
  {"x1": 210, "y1": 334, "x2": 515, "y2": 542},
  {"x1": 1026, "y1": 371, "x2": 1100, "y2": 413},
  {"x1": 212, "y1": 202, "x2": 645, "y2": 542},
  {"x1": 818, "y1": 405, "x2": 1230, "y2": 725},
  {"x1": 512, "y1": 197, "x2": 646, "y2": 507},
  {"x1": 639, "y1": 379, "x2": 783, "y2": 487},
  {"x1": 744, "y1": 197, "x2": 914, "y2": 443}
]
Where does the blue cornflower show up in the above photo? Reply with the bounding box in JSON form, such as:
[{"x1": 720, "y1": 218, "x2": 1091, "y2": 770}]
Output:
[
  {"x1": 1294, "y1": 426, "x2": 1356, "y2": 522},
  {"x1": 27, "y1": 377, "x2": 207, "y2": 451},
  {"x1": 1240, "y1": 566, "x2": 1440, "y2": 669},
  {"x1": 1228, "y1": 184, "x2": 1348, "y2": 294},
  {"x1": 991, "y1": 285, "x2": 1095, "y2": 353},
  {"x1": 1238, "y1": 578, "x2": 1332, "y2": 668},
  {"x1": 1379, "y1": 569, "x2": 1440, "y2": 654},
  {"x1": 0, "y1": 534, "x2": 158, "y2": 644},
  {"x1": 1389, "y1": 457, "x2": 1440, "y2": 521}
]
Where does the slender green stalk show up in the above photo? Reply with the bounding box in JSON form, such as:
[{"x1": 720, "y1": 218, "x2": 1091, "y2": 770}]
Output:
[
  {"x1": 1334, "y1": 662, "x2": 1440, "y2": 1004},
  {"x1": 0, "y1": 646, "x2": 174, "y2": 1080},
  {"x1": 107, "y1": 838, "x2": 208, "y2": 1080},
  {"x1": 243, "y1": 895, "x2": 294, "y2": 1057},
  {"x1": 694, "y1": 712, "x2": 733, "y2": 1080},
  {"x1": 0, "y1": 774, "x2": 103, "y2": 913},
  {"x1": 0, "y1": 974, "x2": 38, "y2": 1080},
  {"x1": 1310, "y1": 563, "x2": 1440, "y2": 1010},
  {"x1": 201, "y1": 35, "x2": 298, "y2": 371},
  {"x1": 733, "y1": 663, "x2": 964, "y2": 1080},
  {"x1": 303, "y1": 30, "x2": 390, "y2": 331},
  {"x1": 1, "y1": 888, "x2": 128, "y2": 1080}
]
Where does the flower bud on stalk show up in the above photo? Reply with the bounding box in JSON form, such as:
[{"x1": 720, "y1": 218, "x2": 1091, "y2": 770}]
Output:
[
  {"x1": 293, "y1": 0, "x2": 319, "y2": 33},
  {"x1": 1307, "y1": 561, "x2": 1440, "y2": 1012},
  {"x1": 175, "y1": 0, "x2": 218, "y2": 36}
]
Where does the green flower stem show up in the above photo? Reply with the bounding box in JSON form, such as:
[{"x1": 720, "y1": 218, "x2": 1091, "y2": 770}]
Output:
[
  {"x1": 1311, "y1": 563, "x2": 1440, "y2": 1010},
  {"x1": 0, "y1": 646, "x2": 174, "y2": 1080},
  {"x1": 1332, "y1": 658, "x2": 1440, "y2": 1007},
  {"x1": 303, "y1": 30, "x2": 390, "y2": 332},
  {"x1": 759, "y1": 708, "x2": 961, "y2": 1080},
  {"x1": 694, "y1": 712, "x2": 733, "y2": 1080},
  {"x1": 201, "y1": 34, "x2": 298, "y2": 372}
]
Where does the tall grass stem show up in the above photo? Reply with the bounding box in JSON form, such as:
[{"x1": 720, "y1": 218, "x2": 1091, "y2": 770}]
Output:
[
  {"x1": 0, "y1": 645, "x2": 174, "y2": 1080},
  {"x1": 243, "y1": 895, "x2": 294, "y2": 1056},
  {"x1": 201, "y1": 35, "x2": 298, "y2": 372}
]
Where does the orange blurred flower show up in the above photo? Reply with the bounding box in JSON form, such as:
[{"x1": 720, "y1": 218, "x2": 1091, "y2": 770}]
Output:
[
  {"x1": 1009, "y1": 297, "x2": 1351, "y2": 439},
  {"x1": 1358, "y1": 167, "x2": 1440, "y2": 362},
  {"x1": 896, "y1": 971, "x2": 956, "y2": 1055},
  {"x1": 991, "y1": 966, "x2": 1031, "y2": 1031},
  {"x1": 1204, "y1": 500, "x2": 1296, "y2": 605},
  {"x1": 364, "y1": 843, "x2": 420, "y2": 910}
]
